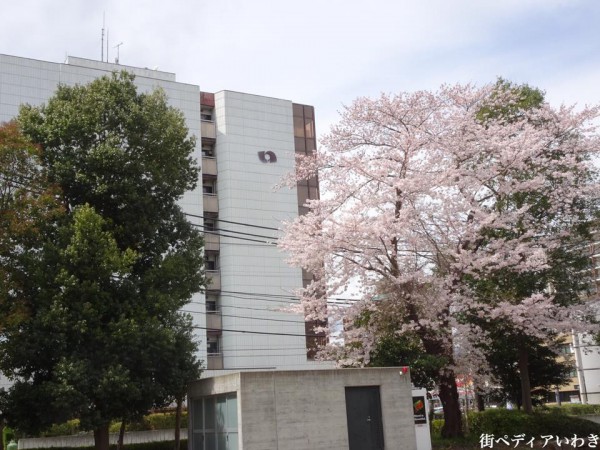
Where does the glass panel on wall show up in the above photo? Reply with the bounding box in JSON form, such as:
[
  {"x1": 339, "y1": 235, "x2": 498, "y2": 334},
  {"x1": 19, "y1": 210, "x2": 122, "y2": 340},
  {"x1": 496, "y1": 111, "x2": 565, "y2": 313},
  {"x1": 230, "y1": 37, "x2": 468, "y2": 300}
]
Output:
[
  {"x1": 193, "y1": 432, "x2": 205, "y2": 450},
  {"x1": 304, "y1": 120, "x2": 315, "y2": 138},
  {"x1": 205, "y1": 396, "x2": 215, "y2": 430},
  {"x1": 191, "y1": 393, "x2": 238, "y2": 450},
  {"x1": 226, "y1": 394, "x2": 238, "y2": 428},
  {"x1": 205, "y1": 433, "x2": 216, "y2": 450},
  {"x1": 216, "y1": 396, "x2": 227, "y2": 431},
  {"x1": 293, "y1": 115, "x2": 305, "y2": 138},
  {"x1": 193, "y1": 399, "x2": 204, "y2": 430},
  {"x1": 294, "y1": 137, "x2": 306, "y2": 152},
  {"x1": 227, "y1": 433, "x2": 239, "y2": 450},
  {"x1": 217, "y1": 433, "x2": 227, "y2": 449}
]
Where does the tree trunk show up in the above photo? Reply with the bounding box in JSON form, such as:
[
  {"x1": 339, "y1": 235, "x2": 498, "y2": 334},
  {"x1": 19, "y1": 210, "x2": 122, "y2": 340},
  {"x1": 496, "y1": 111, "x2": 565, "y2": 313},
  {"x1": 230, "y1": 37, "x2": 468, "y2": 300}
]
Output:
[
  {"x1": 438, "y1": 370, "x2": 463, "y2": 438},
  {"x1": 518, "y1": 344, "x2": 533, "y2": 414},
  {"x1": 474, "y1": 388, "x2": 485, "y2": 412},
  {"x1": 94, "y1": 423, "x2": 110, "y2": 450},
  {"x1": 174, "y1": 397, "x2": 183, "y2": 450},
  {"x1": 117, "y1": 419, "x2": 126, "y2": 450},
  {"x1": 418, "y1": 332, "x2": 462, "y2": 438}
]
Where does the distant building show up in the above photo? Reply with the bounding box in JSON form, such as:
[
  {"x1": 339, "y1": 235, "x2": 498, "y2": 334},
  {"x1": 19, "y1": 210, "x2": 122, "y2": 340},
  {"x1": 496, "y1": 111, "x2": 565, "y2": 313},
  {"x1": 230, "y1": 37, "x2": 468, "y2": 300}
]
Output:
[{"x1": 0, "y1": 53, "x2": 331, "y2": 379}]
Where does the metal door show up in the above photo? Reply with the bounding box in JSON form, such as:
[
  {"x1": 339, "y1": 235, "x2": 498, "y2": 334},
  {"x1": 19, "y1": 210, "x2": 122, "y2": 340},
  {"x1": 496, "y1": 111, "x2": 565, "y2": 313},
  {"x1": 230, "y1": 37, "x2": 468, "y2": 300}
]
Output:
[{"x1": 345, "y1": 386, "x2": 385, "y2": 450}]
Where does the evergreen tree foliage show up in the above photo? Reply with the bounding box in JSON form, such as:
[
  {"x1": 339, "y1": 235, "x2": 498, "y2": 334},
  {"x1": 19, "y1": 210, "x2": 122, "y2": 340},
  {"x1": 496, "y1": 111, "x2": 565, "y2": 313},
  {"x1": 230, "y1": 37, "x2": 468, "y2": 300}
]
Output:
[{"x1": 0, "y1": 73, "x2": 204, "y2": 450}]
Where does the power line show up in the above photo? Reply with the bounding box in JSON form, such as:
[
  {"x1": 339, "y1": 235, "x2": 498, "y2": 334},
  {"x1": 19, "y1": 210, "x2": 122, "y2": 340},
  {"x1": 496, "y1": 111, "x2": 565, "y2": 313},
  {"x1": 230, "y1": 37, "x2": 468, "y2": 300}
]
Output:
[
  {"x1": 190, "y1": 301, "x2": 292, "y2": 314},
  {"x1": 181, "y1": 309, "x2": 305, "y2": 325},
  {"x1": 190, "y1": 221, "x2": 278, "y2": 241},
  {"x1": 218, "y1": 289, "x2": 360, "y2": 304},
  {"x1": 219, "y1": 346, "x2": 315, "y2": 352},
  {"x1": 189, "y1": 223, "x2": 275, "y2": 245},
  {"x1": 198, "y1": 290, "x2": 359, "y2": 306},
  {"x1": 219, "y1": 292, "x2": 299, "y2": 305},
  {"x1": 184, "y1": 212, "x2": 280, "y2": 231},
  {"x1": 216, "y1": 352, "x2": 312, "y2": 358},
  {"x1": 192, "y1": 325, "x2": 324, "y2": 338}
]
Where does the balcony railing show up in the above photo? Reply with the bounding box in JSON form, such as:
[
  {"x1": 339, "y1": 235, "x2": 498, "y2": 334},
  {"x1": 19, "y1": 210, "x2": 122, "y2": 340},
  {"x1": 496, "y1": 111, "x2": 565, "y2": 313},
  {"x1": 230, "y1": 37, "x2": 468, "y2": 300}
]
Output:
[
  {"x1": 203, "y1": 194, "x2": 219, "y2": 213},
  {"x1": 204, "y1": 232, "x2": 220, "y2": 252},
  {"x1": 206, "y1": 311, "x2": 222, "y2": 332},
  {"x1": 201, "y1": 120, "x2": 216, "y2": 140},
  {"x1": 202, "y1": 157, "x2": 217, "y2": 176},
  {"x1": 207, "y1": 270, "x2": 221, "y2": 291},
  {"x1": 207, "y1": 354, "x2": 223, "y2": 370}
]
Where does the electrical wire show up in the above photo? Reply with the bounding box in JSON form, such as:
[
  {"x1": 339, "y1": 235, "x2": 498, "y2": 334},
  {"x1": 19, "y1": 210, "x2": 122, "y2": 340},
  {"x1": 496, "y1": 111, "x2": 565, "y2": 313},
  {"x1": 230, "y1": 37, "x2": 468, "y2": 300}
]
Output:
[
  {"x1": 181, "y1": 309, "x2": 305, "y2": 325},
  {"x1": 184, "y1": 212, "x2": 280, "y2": 231},
  {"x1": 189, "y1": 222, "x2": 276, "y2": 245},
  {"x1": 190, "y1": 222, "x2": 278, "y2": 241},
  {"x1": 189, "y1": 301, "x2": 291, "y2": 314},
  {"x1": 218, "y1": 289, "x2": 359, "y2": 304},
  {"x1": 191, "y1": 325, "x2": 324, "y2": 338},
  {"x1": 219, "y1": 346, "x2": 315, "y2": 352}
]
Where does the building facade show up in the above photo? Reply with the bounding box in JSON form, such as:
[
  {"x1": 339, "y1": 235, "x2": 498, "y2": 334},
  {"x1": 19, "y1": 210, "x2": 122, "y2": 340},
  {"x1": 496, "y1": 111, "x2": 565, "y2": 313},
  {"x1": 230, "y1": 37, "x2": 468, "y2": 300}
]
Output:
[{"x1": 0, "y1": 54, "x2": 330, "y2": 385}]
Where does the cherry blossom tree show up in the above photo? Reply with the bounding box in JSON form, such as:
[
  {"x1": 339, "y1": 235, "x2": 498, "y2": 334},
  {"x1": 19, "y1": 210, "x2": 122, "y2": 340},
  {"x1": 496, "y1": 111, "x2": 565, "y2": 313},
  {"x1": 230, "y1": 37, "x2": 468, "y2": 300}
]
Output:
[
  {"x1": 280, "y1": 83, "x2": 600, "y2": 436},
  {"x1": 445, "y1": 82, "x2": 599, "y2": 413}
]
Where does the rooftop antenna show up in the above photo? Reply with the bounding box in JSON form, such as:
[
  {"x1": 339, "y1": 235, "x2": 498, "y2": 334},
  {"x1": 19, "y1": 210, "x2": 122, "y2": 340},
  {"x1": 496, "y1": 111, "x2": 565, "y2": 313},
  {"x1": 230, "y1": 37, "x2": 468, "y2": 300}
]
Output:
[
  {"x1": 107, "y1": 29, "x2": 110, "y2": 63},
  {"x1": 101, "y1": 12, "x2": 105, "y2": 62},
  {"x1": 114, "y1": 42, "x2": 124, "y2": 65}
]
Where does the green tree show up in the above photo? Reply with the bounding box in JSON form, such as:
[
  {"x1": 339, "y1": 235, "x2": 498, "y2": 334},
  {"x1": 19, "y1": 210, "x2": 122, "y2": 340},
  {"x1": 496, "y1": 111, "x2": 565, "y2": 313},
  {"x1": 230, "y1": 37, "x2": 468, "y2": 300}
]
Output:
[
  {"x1": 158, "y1": 319, "x2": 201, "y2": 450},
  {"x1": 482, "y1": 335, "x2": 574, "y2": 408},
  {"x1": 349, "y1": 296, "x2": 447, "y2": 390},
  {"x1": 0, "y1": 121, "x2": 63, "y2": 330},
  {"x1": 0, "y1": 73, "x2": 205, "y2": 450},
  {"x1": 462, "y1": 79, "x2": 595, "y2": 414}
]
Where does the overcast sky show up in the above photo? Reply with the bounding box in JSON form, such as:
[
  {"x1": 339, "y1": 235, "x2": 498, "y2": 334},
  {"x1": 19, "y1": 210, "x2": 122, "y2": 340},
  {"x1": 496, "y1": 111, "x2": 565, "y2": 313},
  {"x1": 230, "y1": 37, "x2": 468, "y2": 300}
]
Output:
[{"x1": 1, "y1": 0, "x2": 599, "y2": 134}]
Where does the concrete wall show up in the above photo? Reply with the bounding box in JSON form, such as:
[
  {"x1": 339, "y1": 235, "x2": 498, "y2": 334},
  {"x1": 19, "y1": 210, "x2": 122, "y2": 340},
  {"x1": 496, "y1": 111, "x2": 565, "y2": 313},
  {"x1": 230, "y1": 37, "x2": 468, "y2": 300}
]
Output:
[{"x1": 188, "y1": 368, "x2": 417, "y2": 450}]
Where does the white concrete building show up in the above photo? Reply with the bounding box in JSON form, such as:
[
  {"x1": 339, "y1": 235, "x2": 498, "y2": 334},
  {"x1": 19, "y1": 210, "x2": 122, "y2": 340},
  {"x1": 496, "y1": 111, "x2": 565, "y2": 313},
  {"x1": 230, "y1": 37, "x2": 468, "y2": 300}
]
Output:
[{"x1": 0, "y1": 54, "x2": 330, "y2": 381}]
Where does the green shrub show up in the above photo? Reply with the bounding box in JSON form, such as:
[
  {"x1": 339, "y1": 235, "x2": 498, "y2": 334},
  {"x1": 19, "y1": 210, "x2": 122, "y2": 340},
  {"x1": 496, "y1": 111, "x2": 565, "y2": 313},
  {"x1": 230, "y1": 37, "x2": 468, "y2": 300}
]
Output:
[
  {"x1": 40, "y1": 420, "x2": 81, "y2": 437},
  {"x1": 108, "y1": 411, "x2": 189, "y2": 433},
  {"x1": 468, "y1": 409, "x2": 532, "y2": 436},
  {"x1": 468, "y1": 408, "x2": 600, "y2": 437},
  {"x1": 430, "y1": 419, "x2": 444, "y2": 436},
  {"x1": 3, "y1": 427, "x2": 15, "y2": 449},
  {"x1": 546, "y1": 403, "x2": 600, "y2": 416}
]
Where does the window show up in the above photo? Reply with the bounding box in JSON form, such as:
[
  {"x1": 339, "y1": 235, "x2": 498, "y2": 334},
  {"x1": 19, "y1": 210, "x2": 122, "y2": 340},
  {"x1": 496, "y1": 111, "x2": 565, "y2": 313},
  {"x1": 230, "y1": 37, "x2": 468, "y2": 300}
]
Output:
[
  {"x1": 206, "y1": 295, "x2": 219, "y2": 312},
  {"x1": 192, "y1": 394, "x2": 238, "y2": 450},
  {"x1": 202, "y1": 145, "x2": 215, "y2": 158},
  {"x1": 559, "y1": 344, "x2": 574, "y2": 354},
  {"x1": 203, "y1": 179, "x2": 216, "y2": 194},
  {"x1": 204, "y1": 219, "x2": 216, "y2": 232},
  {"x1": 207, "y1": 336, "x2": 220, "y2": 355},
  {"x1": 206, "y1": 253, "x2": 219, "y2": 271},
  {"x1": 201, "y1": 107, "x2": 214, "y2": 122}
]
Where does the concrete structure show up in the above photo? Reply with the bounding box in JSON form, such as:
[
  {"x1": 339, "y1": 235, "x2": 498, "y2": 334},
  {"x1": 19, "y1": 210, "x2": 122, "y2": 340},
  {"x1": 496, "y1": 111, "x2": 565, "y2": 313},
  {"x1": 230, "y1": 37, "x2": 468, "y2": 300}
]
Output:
[
  {"x1": 0, "y1": 54, "x2": 330, "y2": 377},
  {"x1": 188, "y1": 368, "x2": 417, "y2": 450}
]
